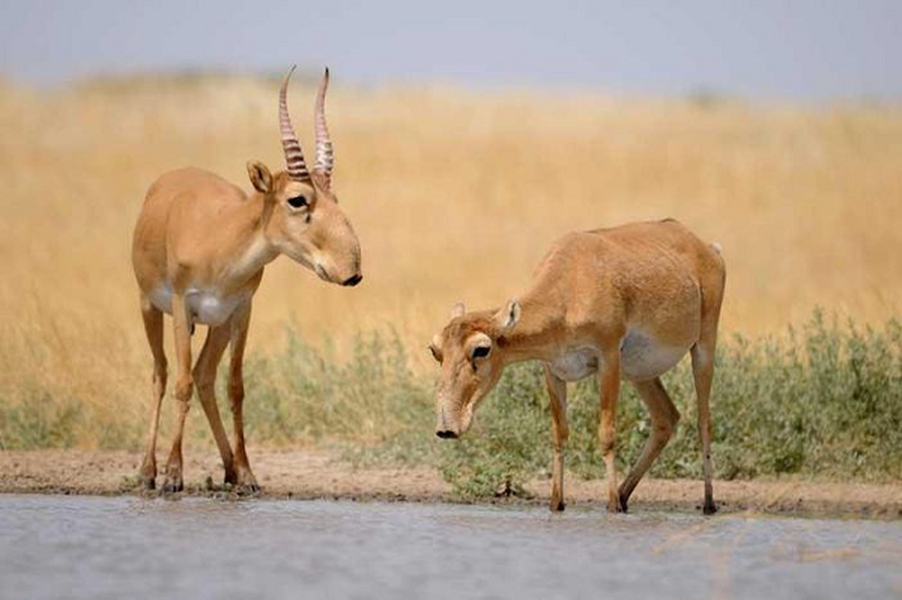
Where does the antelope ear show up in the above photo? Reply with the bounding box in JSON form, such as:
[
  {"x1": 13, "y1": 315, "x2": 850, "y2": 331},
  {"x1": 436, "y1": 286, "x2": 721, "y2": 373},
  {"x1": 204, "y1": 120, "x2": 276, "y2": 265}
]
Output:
[
  {"x1": 247, "y1": 160, "x2": 273, "y2": 193},
  {"x1": 451, "y1": 302, "x2": 466, "y2": 318},
  {"x1": 429, "y1": 334, "x2": 444, "y2": 363},
  {"x1": 494, "y1": 300, "x2": 521, "y2": 332}
]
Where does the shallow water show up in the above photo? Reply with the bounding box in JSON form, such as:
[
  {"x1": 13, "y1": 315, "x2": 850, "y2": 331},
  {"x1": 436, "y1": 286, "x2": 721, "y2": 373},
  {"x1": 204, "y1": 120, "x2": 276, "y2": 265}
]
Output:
[{"x1": 0, "y1": 495, "x2": 900, "y2": 600}]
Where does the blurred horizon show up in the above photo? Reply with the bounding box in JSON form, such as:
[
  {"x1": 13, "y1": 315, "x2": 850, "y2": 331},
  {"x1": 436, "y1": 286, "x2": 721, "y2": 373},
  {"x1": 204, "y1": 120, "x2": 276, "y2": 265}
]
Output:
[{"x1": 1, "y1": 1, "x2": 900, "y2": 102}]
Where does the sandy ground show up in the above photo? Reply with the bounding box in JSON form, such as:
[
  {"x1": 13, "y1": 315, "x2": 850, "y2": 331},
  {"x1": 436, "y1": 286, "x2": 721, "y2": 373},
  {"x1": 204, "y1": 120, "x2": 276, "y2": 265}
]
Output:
[{"x1": 1, "y1": 450, "x2": 900, "y2": 519}]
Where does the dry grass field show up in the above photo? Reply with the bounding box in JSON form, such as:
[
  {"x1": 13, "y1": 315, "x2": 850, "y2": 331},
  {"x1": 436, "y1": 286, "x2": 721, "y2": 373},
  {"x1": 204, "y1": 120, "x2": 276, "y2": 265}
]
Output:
[{"x1": 0, "y1": 73, "x2": 900, "y2": 449}]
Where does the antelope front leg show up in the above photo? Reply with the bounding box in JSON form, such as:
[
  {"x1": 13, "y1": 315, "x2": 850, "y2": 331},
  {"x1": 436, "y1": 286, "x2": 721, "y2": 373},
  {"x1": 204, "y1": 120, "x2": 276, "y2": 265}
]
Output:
[
  {"x1": 598, "y1": 348, "x2": 623, "y2": 513},
  {"x1": 162, "y1": 294, "x2": 194, "y2": 494},
  {"x1": 228, "y1": 301, "x2": 258, "y2": 493},
  {"x1": 139, "y1": 299, "x2": 167, "y2": 490},
  {"x1": 193, "y1": 324, "x2": 236, "y2": 486},
  {"x1": 543, "y1": 365, "x2": 569, "y2": 512}
]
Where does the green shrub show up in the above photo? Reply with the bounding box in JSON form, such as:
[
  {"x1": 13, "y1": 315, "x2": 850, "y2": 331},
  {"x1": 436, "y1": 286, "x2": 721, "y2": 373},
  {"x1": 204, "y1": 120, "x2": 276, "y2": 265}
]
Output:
[
  {"x1": 243, "y1": 329, "x2": 433, "y2": 448},
  {"x1": 0, "y1": 389, "x2": 144, "y2": 451},
  {"x1": 2, "y1": 311, "x2": 899, "y2": 501},
  {"x1": 0, "y1": 390, "x2": 85, "y2": 450}
]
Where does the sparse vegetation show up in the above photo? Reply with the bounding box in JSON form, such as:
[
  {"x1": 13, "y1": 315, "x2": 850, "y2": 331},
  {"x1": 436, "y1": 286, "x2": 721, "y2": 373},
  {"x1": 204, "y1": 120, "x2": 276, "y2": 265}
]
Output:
[{"x1": 6, "y1": 313, "x2": 898, "y2": 499}]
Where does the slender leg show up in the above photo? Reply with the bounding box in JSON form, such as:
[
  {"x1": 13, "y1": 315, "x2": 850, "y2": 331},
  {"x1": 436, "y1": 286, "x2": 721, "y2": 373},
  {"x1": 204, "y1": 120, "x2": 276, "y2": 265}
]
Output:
[
  {"x1": 693, "y1": 263, "x2": 725, "y2": 515},
  {"x1": 139, "y1": 296, "x2": 167, "y2": 490},
  {"x1": 691, "y1": 343, "x2": 717, "y2": 515},
  {"x1": 543, "y1": 365, "x2": 569, "y2": 512},
  {"x1": 228, "y1": 301, "x2": 258, "y2": 492},
  {"x1": 192, "y1": 323, "x2": 236, "y2": 485},
  {"x1": 162, "y1": 294, "x2": 193, "y2": 493},
  {"x1": 618, "y1": 377, "x2": 681, "y2": 511},
  {"x1": 597, "y1": 348, "x2": 622, "y2": 513}
]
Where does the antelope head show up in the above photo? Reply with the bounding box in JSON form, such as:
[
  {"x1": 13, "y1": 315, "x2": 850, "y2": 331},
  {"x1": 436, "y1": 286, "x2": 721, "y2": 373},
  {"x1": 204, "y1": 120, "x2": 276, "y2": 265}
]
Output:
[
  {"x1": 247, "y1": 66, "x2": 362, "y2": 287},
  {"x1": 429, "y1": 300, "x2": 521, "y2": 438}
]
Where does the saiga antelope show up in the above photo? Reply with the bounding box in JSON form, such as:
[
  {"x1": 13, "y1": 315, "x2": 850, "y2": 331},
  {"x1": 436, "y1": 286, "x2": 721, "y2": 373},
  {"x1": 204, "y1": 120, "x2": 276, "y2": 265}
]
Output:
[
  {"x1": 429, "y1": 220, "x2": 725, "y2": 514},
  {"x1": 132, "y1": 67, "x2": 361, "y2": 493}
]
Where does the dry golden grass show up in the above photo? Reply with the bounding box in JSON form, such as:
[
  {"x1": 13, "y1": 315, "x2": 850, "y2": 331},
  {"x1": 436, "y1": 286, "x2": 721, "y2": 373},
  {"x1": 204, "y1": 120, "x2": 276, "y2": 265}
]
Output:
[{"x1": 1, "y1": 74, "x2": 900, "y2": 447}]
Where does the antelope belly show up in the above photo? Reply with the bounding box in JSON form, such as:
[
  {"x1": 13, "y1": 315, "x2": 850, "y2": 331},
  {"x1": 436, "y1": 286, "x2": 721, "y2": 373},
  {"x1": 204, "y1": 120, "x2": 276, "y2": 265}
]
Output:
[
  {"x1": 148, "y1": 284, "x2": 173, "y2": 314},
  {"x1": 620, "y1": 329, "x2": 689, "y2": 381},
  {"x1": 186, "y1": 291, "x2": 242, "y2": 327},
  {"x1": 549, "y1": 348, "x2": 599, "y2": 382},
  {"x1": 147, "y1": 284, "x2": 241, "y2": 327}
]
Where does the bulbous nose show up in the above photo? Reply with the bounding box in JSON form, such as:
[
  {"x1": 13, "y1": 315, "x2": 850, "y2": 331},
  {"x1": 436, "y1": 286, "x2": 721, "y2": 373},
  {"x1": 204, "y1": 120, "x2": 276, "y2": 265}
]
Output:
[
  {"x1": 342, "y1": 274, "x2": 362, "y2": 287},
  {"x1": 436, "y1": 430, "x2": 458, "y2": 439}
]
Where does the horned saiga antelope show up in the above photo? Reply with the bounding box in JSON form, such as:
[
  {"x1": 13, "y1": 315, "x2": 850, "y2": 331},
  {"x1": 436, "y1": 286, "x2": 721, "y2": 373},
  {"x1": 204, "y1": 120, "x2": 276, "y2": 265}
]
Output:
[
  {"x1": 429, "y1": 220, "x2": 725, "y2": 514},
  {"x1": 132, "y1": 67, "x2": 361, "y2": 493}
]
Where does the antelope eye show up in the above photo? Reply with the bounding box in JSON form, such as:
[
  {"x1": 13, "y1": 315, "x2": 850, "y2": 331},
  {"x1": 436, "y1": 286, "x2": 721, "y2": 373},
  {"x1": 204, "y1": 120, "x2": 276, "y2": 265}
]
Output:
[
  {"x1": 471, "y1": 345, "x2": 491, "y2": 360},
  {"x1": 287, "y1": 195, "x2": 308, "y2": 209}
]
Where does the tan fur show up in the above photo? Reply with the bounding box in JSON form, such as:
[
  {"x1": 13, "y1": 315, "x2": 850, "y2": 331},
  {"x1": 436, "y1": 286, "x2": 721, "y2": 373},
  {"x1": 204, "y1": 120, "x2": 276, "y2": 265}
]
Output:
[
  {"x1": 132, "y1": 92, "x2": 361, "y2": 493},
  {"x1": 430, "y1": 219, "x2": 725, "y2": 514}
]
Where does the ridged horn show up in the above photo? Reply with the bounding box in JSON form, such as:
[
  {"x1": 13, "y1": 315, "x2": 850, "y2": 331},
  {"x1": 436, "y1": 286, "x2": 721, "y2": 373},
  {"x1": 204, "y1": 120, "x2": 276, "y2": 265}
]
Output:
[
  {"x1": 314, "y1": 67, "x2": 334, "y2": 188},
  {"x1": 279, "y1": 65, "x2": 310, "y2": 182}
]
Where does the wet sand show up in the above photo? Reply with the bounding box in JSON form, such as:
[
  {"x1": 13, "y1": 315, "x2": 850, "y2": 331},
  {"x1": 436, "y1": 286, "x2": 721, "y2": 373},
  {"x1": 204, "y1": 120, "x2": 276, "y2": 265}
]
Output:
[{"x1": 1, "y1": 450, "x2": 900, "y2": 519}]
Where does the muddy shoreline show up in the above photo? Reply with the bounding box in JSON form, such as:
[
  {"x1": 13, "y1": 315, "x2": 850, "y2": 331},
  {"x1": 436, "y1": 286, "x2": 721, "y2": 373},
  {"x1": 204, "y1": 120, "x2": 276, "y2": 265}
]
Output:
[{"x1": 1, "y1": 450, "x2": 899, "y2": 519}]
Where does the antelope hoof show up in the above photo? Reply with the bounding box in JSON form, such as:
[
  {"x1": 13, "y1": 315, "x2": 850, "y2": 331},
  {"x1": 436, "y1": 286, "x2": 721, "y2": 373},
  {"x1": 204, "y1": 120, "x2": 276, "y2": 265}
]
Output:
[
  {"x1": 163, "y1": 479, "x2": 185, "y2": 494},
  {"x1": 140, "y1": 460, "x2": 157, "y2": 491},
  {"x1": 237, "y1": 483, "x2": 261, "y2": 496},
  {"x1": 224, "y1": 469, "x2": 238, "y2": 487},
  {"x1": 618, "y1": 493, "x2": 630, "y2": 513},
  {"x1": 607, "y1": 495, "x2": 626, "y2": 514},
  {"x1": 162, "y1": 474, "x2": 183, "y2": 494},
  {"x1": 235, "y1": 470, "x2": 260, "y2": 495},
  {"x1": 703, "y1": 500, "x2": 718, "y2": 515},
  {"x1": 550, "y1": 498, "x2": 566, "y2": 512}
]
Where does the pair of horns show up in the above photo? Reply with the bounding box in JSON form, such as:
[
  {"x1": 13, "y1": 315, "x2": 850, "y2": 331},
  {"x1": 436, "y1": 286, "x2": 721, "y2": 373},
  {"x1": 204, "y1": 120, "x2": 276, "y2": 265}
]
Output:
[{"x1": 279, "y1": 65, "x2": 334, "y2": 188}]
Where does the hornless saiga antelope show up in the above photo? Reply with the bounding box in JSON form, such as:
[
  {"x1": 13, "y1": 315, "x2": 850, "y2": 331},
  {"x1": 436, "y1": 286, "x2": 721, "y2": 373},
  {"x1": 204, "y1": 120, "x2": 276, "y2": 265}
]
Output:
[
  {"x1": 429, "y1": 220, "x2": 725, "y2": 514},
  {"x1": 132, "y1": 66, "x2": 362, "y2": 493}
]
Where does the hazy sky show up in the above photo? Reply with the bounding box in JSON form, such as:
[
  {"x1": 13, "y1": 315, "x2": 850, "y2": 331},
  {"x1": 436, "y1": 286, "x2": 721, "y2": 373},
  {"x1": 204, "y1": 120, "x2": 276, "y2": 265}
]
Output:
[{"x1": 1, "y1": 1, "x2": 899, "y2": 100}]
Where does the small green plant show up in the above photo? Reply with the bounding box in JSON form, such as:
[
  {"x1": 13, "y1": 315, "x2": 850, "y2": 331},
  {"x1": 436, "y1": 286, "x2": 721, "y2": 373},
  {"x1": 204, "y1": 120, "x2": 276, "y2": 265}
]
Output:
[
  {"x1": 0, "y1": 390, "x2": 85, "y2": 450},
  {"x1": 243, "y1": 329, "x2": 434, "y2": 447},
  {"x1": 0, "y1": 389, "x2": 143, "y2": 451}
]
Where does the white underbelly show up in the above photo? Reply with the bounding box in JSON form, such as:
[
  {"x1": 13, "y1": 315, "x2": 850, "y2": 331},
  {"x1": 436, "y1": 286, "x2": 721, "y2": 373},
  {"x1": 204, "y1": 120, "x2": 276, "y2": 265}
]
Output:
[
  {"x1": 549, "y1": 347, "x2": 599, "y2": 382},
  {"x1": 620, "y1": 329, "x2": 690, "y2": 381},
  {"x1": 547, "y1": 331, "x2": 691, "y2": 383},
  {"x1": 147, "y1": 285, "x2": 174, "y2": 315},
  {"x1": 147, "y1": 284, "x2": 243, "y2": 327}
]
